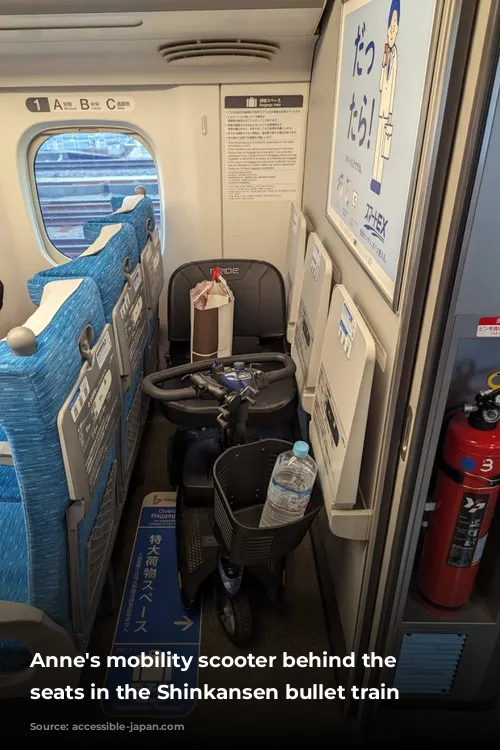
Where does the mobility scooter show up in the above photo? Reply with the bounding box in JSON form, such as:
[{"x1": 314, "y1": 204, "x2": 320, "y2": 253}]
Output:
[
  {"x1": 142, "y1": 353, "x2": 323, "y2": 644},
  {"x1": 141, "y1": 260, "x2": 323, "y2": 643}
]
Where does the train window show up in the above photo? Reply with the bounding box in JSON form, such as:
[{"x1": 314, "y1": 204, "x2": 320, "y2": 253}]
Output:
[{"x1": 31, "y1": 131, "x2": 160, "y2": 260}]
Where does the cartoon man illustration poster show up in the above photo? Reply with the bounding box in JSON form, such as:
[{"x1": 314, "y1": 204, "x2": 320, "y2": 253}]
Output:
[{"x1": 370, "y1": 0, "x2": 400, "y2": 196}]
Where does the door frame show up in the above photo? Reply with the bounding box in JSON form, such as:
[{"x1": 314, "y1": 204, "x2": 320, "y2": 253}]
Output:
[
  {"x1": 361, "y1": 0, "x2": 500, "y2": 722},
  {"x1": 311, "y1": 0, "x2": 482, "y2": 717}
]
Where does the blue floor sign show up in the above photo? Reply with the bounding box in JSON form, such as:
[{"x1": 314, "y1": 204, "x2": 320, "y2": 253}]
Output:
[{"x1": 102, "y1": 493, "x2": 202, "y2": 718}]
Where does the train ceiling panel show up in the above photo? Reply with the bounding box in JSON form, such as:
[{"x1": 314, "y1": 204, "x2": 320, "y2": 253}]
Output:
[
  {"x1": 0, "y1": 0, "x2": 325, "y2": 14},
  {"x1": 0, "y1": 3, "x2": 326, "y2": 36},
  {"x1": 0, "y1": 13, "x2": 320, "y2": 39},
  {"x1": 0, "y1": 2, "x2": 326, "y2": 83}
]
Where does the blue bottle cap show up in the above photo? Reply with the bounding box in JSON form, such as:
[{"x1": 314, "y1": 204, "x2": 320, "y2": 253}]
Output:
[{"x1": 293, "y1": 441, "x2": 310, "y2": 458}]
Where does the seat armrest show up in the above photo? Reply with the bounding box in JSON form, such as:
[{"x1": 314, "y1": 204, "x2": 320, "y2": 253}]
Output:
[{"x1": 0, "y1": 601, "x2": 81, "y2": 696}]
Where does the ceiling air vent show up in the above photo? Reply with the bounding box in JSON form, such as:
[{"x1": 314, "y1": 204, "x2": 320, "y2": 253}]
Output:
[{"x1": 158, "y1": 39, "x2": 280, "y2": 66}]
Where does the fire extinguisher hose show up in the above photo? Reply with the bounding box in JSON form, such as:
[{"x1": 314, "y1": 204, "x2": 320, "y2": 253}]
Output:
[{"x1": 488, "y1": 371, "x2": 500, "y2": 389}]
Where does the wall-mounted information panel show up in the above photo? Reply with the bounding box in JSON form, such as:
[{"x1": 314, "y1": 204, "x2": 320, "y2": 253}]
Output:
[
  {"x1": 326, "y1": 0, "x2": 441, "y2": 307},
  {"x1": 310, "y1": 285, "x2": 375, "y2": 539},
  {"x1": 220, "y1": 83, "x2": 309, "y2": 274},
  {"x1": 223, "y1": 94, "x2": 306, "y2": 203},
  {"x1": 285, "y1": 202, "x2": 309, "y2": 343},
  {"x1": 291, "y1": 233, "x2": 333, "y2": 414}
]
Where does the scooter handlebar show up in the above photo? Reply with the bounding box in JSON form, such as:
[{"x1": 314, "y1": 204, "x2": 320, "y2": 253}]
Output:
[{"x1": 141, "y1": 352, "x2": 295, "y2": 403}]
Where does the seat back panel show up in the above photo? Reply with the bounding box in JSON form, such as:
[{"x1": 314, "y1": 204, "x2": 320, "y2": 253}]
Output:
[
  {"x1": 67, "y1": 447, "x2": 118, "y2": 641},
  {"x1": 112, "y1": 263, "x2": 149, "y2": 386},
  {"x1": 58, "y1": 324, "x2": 122, "y2": 510},
  {"x1": 140, "y1": 229, "x2": 164, "y2": 314}
]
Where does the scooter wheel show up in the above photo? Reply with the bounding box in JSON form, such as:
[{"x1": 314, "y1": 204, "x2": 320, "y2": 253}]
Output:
[{"x1": 215, "y1": 586, "x2": 252, "y2": 645}]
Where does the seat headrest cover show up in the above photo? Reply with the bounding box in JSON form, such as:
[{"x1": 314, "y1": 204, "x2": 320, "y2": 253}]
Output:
[
  {"x1": 111, "y1": 194, "x2": 144, "y2": 214},
  {"x1": 80, "y1": 223, "x2": 122, "y2": 257},
  {"x1": 83, "y1": 195, "x2": 155, "y2": 251},
  {"x1": 5, "y1": 279, "x2": 83, "y2": 340}
]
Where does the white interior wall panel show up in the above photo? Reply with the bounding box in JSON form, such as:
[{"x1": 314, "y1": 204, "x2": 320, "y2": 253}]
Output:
[{"x1": 0, "y1": 87, "x2": 222, "y2": 337}]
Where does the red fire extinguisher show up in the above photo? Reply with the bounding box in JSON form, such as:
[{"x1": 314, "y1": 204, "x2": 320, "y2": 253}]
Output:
[{"x1": 418, "y1": 381, "x2": 500, "y2": 609}]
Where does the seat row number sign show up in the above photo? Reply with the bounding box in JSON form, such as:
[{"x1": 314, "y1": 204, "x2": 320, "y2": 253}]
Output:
[{"x1": 25, "y1": 96, "x2": 135, "y2": 113}]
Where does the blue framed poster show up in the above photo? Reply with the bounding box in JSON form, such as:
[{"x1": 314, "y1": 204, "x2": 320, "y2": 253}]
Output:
[{"x1": 326, "y1": 0, "x2": 440, "y2": 308}]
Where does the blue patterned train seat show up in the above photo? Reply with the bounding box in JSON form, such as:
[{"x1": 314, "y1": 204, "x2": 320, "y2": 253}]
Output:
[
  {"x1": 0, "y1": 278, "x2": 122, "y2": 686},
  {"x1": 84, "y1": 193, "x2": 163, "y2": 377},
  {"x1": 27, "y1": 223, "x2": 149, "y2": 495},
  {"x1": 27, "y1": 223, "x2": 148, "y2": 392},
  {"x1": 84, "y1": 193, "x2": 154, "y2": 251}
]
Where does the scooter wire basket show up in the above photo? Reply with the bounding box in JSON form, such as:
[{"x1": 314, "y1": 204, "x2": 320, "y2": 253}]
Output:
[{"x1": 213, "y1": 439, "x2": 323, "y2": 567}]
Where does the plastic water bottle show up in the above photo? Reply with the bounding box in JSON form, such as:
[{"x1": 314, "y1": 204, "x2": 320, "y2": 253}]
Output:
[{"x1": 259, "y1": 441, "x2": 317, "y2": 528}]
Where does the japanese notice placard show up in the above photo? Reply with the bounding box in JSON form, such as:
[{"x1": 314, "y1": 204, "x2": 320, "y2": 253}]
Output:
[
  {"x1": 224, "y1": 95, "x2": 304, "y2": 201},
  {"x1": 326, "y1": 0, "x2": 439, "y2": 305},
  {"x1": 477, "y1": 318, "x2": 500, "y2": 337}
]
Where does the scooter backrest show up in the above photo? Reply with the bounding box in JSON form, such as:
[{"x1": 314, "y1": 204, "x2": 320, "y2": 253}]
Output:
[{"x1": 168, "y1": 260, "x2": 286, "y2": 349}]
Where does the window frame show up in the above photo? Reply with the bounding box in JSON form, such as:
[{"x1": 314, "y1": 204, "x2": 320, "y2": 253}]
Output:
[{"x1": 28, "y1": 126, "x2": 160, "y2": 264}]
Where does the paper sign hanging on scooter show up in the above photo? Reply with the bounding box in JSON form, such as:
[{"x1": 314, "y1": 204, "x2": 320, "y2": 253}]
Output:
[{"x1": 190, "y1": 270, "x2": 235, "y2": 362}]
